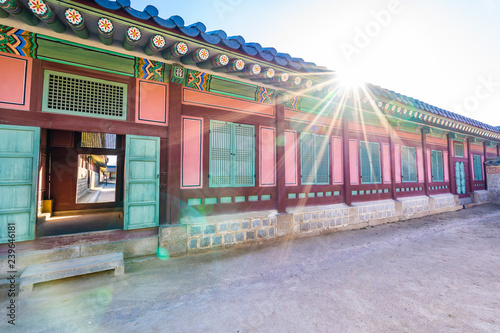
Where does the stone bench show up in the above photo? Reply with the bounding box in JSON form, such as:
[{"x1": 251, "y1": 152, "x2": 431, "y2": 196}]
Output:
[{"x1": 20, "y1": 252, "x2": 124, "y2": 293}]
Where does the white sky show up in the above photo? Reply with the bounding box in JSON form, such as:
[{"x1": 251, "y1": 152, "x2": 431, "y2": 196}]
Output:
[{"x1": 133, "y1": 0, "x2": 500, "y2": 127}]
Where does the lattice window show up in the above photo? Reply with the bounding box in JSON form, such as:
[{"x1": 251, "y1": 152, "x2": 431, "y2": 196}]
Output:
[
  {"x1": 42, "y1": 70, "x2": 127, "y2": 120},
  {"x1": 81, "y1": 132, "x2": 117, "y2": 149},
  {"x1": 360, "y1": 141, "x2": 382, "y2": 184},
  {"x1": 300, "y1": 133, "x2": 330, "y2": 185},
  {"x1": 209, "y1": 120, "x2": 255, "y2": 188}
]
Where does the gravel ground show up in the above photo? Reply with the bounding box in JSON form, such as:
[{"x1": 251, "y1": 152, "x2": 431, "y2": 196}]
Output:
[{"x1": 3, "y1": 204, "x2": 500, "y2": 332}]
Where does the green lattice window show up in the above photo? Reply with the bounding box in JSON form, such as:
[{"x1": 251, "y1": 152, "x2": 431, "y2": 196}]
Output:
[
  {"x1": 360, "y1": 141, "x2": 381, "y2": 184},
  {"x1": 209, "y1": 120, "x2": 255, "y2": 188},
  {"x1": 42, "y1": 70, "x2": 127, "y2": 120},
  {"x1": 300, "y1": 133, "x2": 330, "y2": 185},
  {"x1": 473, "y1": 154, "x2": 483, "y2": 181},
  {"x1": 431, "y1": 150, "x2": 444, "y2": 182},
  {"x1": 401, "y1": 146, "x2": 417, "y2": 183},
  {"x1": 454, "y1": 142, "x2": 464, "y2": 157}
]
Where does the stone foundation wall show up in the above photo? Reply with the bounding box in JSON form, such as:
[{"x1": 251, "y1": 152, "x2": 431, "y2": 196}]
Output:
[
  {"x1": 179, "y1": 212, "x2": 277, "y2": 252},
  {"x1": 487, "y1": 166, "x2": 500, "y2": 202},
  {"x1": 160, "y1": 195, "x2": 462, "y2": 258},
  {"x1": 432, "y1": 194, "x2": 458, "y2": 211},
  {"x1": 355, "y1": 200, "x2": 397, "y2": 224},
  {"x1": 472, "y1": 190, "x2": 490, "y2": 204},
  {"x1": 291, "y1": 205, "x2": 349, "y2": 235},
  {"x1": 400, "y1": 196, "x2": 430, "y2": 219}
]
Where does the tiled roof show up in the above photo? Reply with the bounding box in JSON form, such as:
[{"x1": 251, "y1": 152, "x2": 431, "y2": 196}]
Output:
[
  {"x1": 94, "y1": 0, "x2": 327, "y2": 73},
  {"x1": 366, "y1": 83, "x2": 500, "y2": 135}
]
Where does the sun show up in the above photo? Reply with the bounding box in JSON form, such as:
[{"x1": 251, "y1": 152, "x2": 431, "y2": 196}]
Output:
[{"x1": 336, "y1": 68, "x2": 366, "y2": 90}]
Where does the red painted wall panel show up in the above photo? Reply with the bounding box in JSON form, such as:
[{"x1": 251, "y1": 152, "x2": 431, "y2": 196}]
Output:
[
  {"x1": 332, "y1": 136, "x2": 343, "y2": 184},
  {"x1": 349, "y1": 139, "x2": 359, "y2": 185},
  {"x1": 426, "y1": 149, "x2": 432, "y2": 181},
  {"x1": 181, "y1": 116, "x2": 203, "y2": 188},
  {"x1": 417, "y1": 147, "x2": 425, "y2": 183},
  {"x1": 136, "y1": 80, "x2": 168, "y2": 125},
  {"x1": 284, "y1": 130, "x2": 297, "y2": 186},
  {"x1": 394, "y1": 144, "x2": 401, "y2": 183},
  {"x1": 382, "y1": 143, "x2": 391, "y2": 184},
  {"x1": 443, "y1": 151, "x2": 449, "y2": 182},
  {"x1": 0, "y1": 53, "x2": 32, "y2": 111},
  {"x1": 260, "y1": 126, "x2": 276, "y2": 187}
]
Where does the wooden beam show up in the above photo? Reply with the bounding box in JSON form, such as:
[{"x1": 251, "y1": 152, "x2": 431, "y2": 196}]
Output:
[
  {"x1": 389, "y1": 131, "x2": 397, "y2": 201},
  {"x1": 483, "y1": 141, "x2": 488, "y2": 191},
  {"x1": 342, "y1": 117, "x2": 352, "y2": 206},
  {"x1": 467, "y1": 138, "x2": 474, "y2": 195},
  {"x1": 275, "y1": 104, "x2": 286, "y2": 213},
  {"x1": 166, "y1": 82, "x2": 183, "y2": 224},
  {"x1": 448, "y1": 133, "x2": 457, "y2": 195},
  {"x1": 421, "y1": 128, "x2": 430, "y2": 197}
]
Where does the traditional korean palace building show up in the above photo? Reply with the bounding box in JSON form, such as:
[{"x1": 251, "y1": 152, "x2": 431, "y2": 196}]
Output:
[{"x1": 1, "y1": 0, "x2": 500, "y2": 265}]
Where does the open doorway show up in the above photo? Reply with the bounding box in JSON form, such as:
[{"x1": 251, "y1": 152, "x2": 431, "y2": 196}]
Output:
[
  {"x1": 37, "y1": 130, "x2": 125, "y2": 237},
  {"x1": 76, "y1": 154, "x2": 117, "y2": 204}
]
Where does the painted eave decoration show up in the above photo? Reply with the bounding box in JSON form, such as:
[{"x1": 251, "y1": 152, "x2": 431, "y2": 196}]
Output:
[{"x1": 1, "y1": 0, "x2": 499, "y2": 142}]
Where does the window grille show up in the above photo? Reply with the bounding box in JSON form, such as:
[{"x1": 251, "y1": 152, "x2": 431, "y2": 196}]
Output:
[{"x1": 43, "y1": 70, "x2": 127, "y2": 120}]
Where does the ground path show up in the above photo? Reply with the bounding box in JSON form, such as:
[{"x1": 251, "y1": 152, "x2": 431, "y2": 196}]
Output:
[{"x1": 3, "y1": 204, "x2": 500, "y2": 332}]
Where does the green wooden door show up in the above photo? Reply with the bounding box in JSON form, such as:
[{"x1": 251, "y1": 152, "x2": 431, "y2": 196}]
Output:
[
  {"x1": 455, "y1": 162, "x2": 466, "y2": 195},
  {"x1": 0, "y1": 125, "x2": 40, "y2": 243},
  {"x1": 124, "y1": 135, "x2": 160, "y2": 230}
]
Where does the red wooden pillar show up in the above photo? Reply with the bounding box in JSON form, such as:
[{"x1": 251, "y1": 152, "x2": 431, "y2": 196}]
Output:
[
  {"x1": 389, "y1": 131, "x2": 397, "y2": 201},
  {"x1": 483, "y1": 141, "x2": 488, "y2": 190},
  {"x1": 448, "y1": 133, "x2": 457, "y2": 195},
  {"x1": 342, "y1": 117, "x2": 352, "y2": 206},
  {"x1": 166, "y1": 82, "x2": 182, "y2": 224},
  {"x1": 467, "y1": 137, "x2": 474, "y2": 194},
  {"x1": 276, "y1": 103, "x2": 287, "y2": 214},
  {"x1": 421, "y1": 127, "x2": 430, "y2": 197}
]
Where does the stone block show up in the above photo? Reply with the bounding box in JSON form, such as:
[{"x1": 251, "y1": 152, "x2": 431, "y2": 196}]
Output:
[
  {"x1": 262, "y1": 218, "x2": 269, "y2": 227},
  {"x1": 80, "y1": 237, "x2": 157, "y2": 259},
  {"x1": 269, "y1": 228, "x2": 275, "y2": 237},
  {"x1": 224, "y1": 234, "x2": 234, "y2": 244},
  {"x1": 189, "y1": 226, "x2": 202, "y2": 236},
  {"x1": 246, "y1": 231, "x2": 255, "y2": 240},
  {"x1": 212, "y1": 236, "x2": 222, "y2": 246},
  {"x1": 277, "y1": 213, "x2": 294, "y2": 238},
  {"x1": 189, "y1": 239, "x2": 198, "y2": 250},
  {"x1": 219, "y1": 223, "x2": 229, "y2": 232},
  {"x1": 204, "y1": 224, "x2": 217, "y2": 235},
  {"x1": 235, "y1": 232, "x2": 244, "y2": 242},
  {"x1": 252, "y1": 219, "x2": 261, "y2": 228},
  {"x1": 301, "y1": 223, "x2": 310, "y2": 232},
  {"x1": 200, "y1": 237, "x2": 211, "y2": 248},
  {"x1": 257, "y1": 230, "x2": 267, "y2": 239},
  {"x1": 231, "y1": 222, "x2": 240, "y2": 231},
  {"x1": 241, "y1": 221, "x2": 250, "y2": 229},
  {"x1": 160, "y1": 225, "x2": 188, "y2": 256}
]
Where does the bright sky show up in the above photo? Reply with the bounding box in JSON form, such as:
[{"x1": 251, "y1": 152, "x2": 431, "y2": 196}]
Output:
[{"x1": 133, "y1": 0, "x2": 500, "y2": 127}]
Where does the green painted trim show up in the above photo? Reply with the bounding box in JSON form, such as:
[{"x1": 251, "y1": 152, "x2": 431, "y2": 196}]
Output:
[
  {"x1": 261, "y1": 194, "x2": 271, "y2": 201},
  {"x1": 39, "y1": 34, "x2": 135, "y2": 59},
  {"x1": 205, "y1": 197, "x2": 217, "y2": 205},
  {"x1": 235, "y1": 196, "x2": 246, "y2": 203},
  {"x1": 248, "y1": 195, "x2": 259, "y2": 202},
  {"x1": 298, "y1": 193, "x2": 306, "y2": 199},
  {"x1": 209, "y1": 90, "x2": 256, "y2": 101},
  {"x1": 220, "y1": 197, "x2": 232, "y2": 204},
  {"x1": 42, "y1": 70, "x2": 128, "y2": 120},
  {"x1": 37, "y1": 57, "x2": 135, "y2": 77},
  {"x1": 352, "y1": 191, "x2": 358, "y2": 195},
  {"x1": 288, "y1": 193, "x2": 297, "y2": 199},
  {"x1": 188, "y1": 198, "x2": 202, "y2": 206},
  {"x1": 325, "y1": 192, "x2": 333, "y2": 197},
  {"x1": 334, "y1": 191, "x2": 341, "y2": 196},
  {"x1": 316, "y1": 192, "x2": 324, "y2": 197}
]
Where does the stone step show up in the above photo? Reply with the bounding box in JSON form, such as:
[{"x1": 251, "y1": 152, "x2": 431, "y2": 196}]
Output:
[{"x1": 20, "y1": 252, "x2": 124, "y2": 293}]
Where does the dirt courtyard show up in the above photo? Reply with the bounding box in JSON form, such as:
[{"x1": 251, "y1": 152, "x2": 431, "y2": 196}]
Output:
[{"x1": 3, "y1": 204, "x2": 500, "y2": 332}]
